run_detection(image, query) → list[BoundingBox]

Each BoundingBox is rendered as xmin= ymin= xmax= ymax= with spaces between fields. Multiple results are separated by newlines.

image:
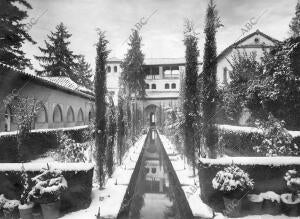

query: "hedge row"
xmin=0 ymin=126 xmax=89 ymax=162
xmin=217 ymin=125 xmax=300 ymax=156
xmin=198 ymin=157 xmax=300 ymax=211
xmin=0 ymin=163 xmax=94 ymax=213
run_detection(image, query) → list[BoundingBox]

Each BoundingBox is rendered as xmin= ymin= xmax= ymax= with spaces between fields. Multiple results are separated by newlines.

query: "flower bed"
xmin=0 ymin=163 xmax=94 ymax=213
xmin=0 ymin=126 xmax=89 ymax=162
xmin=217 ymin=124 xmax=300 ymax=156
xmin=198 ymin=157 xmax=300 ymax=212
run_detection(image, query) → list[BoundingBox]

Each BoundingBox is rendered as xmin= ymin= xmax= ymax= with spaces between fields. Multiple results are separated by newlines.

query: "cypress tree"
xmin=35 ymin=23 xmax=79 ymax=78
xmin=0 ymin=0 xmax=35 ymax=69
xmin=202 ymin=0 xmax=222 ymax=158
xmin=183 ymin=20 xmax=199 ymax=173
xmin=106 ymin=93 xmax=116 ymax=177
xmin=94 ymin=30 xmax=109 ymax=187
xmin=290 ymin=0 xmax=300 ymax=37
xmin=72 ymin=55 xmax=93 ymax=89
xmin=117 ymin=80 xmax=126 ymax=164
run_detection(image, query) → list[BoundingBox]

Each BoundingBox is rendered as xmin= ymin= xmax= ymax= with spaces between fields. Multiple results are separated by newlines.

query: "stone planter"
xmin=40 ymin=201 xmax=60 ymax=219
xmin=281 ymin=193 xmax=300 ymax=216
xmin=246 ymin=194 xmax=263 ymax=215
xmin=3 ymin=209 xmax=19 ymax=219
xmin=19 ymin=202 xmax=34 ymax=219
xmin=223 ymin=197 xmax=243 ymax=218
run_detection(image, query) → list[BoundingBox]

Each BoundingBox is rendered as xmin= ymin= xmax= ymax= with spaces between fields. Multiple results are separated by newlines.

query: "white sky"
xmin=22 ymin=0 xmax=298 ymax=73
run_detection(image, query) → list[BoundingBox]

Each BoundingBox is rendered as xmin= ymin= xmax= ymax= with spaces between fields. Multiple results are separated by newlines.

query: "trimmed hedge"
xmin=198 ymin=157 xmax=300 ymax=211
xmin=217 ymin=125 xmax=300 ymax=156
xmin=0 ymin=163 xmax=94 ymax=213
xmin=0 ymin=126 xmax=89 ymax=162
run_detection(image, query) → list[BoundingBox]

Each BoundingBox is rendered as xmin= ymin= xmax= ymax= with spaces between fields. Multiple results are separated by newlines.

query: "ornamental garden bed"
xmin=0 ymin=162 xmax=94 ymax=218
xmin=198 ymin=157 xmax=300 ymax=217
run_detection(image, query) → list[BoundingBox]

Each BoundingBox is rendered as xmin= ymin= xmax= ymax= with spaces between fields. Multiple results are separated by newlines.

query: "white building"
xmin=216 ymin=29 xmax=279 ymax=85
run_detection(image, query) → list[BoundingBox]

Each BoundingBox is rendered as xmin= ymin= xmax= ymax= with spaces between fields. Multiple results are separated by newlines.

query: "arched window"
xmin=67 ymin=106 xmax=75 ymax=123
xmin=88 ymin=111 xmax=92 ymax=122
xmin=114 ymin=66 xmax=118 ymax=72
xmin=146 ymin=83 xmax=150 ymax=89
xmin=4 ymin=106 xmax=12 ymax=132
xmin=165 ymin=83 xmax=170 ymax=89
xmin=223 ymin=67 xmax=228 ymax=84
xmin=77 ymin=108 xmax=84 ymax=122
xmin=53 ymin=105 xmax=63 ymax=123
xmin=151 ymin=84 xmax=156 ymax=89
xmin=107 ymin=66 xmax=111 ymax=73
xmin=171 ymin=83 xmax=176 ymax=89
xmin=36 ymin=105 xmax=47 ymax=123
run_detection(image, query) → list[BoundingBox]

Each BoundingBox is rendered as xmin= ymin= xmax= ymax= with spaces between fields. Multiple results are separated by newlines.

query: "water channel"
xmin=117 ymin=128 xmax=193 ymax=219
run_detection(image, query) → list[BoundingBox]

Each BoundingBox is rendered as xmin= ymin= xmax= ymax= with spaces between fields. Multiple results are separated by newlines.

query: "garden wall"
xmin=198 ymin=157 xmax=300 ymax=211
xmin=217 ymin=124 xmax=300 ymax=156
xmin=0 ymin=163 xmax=94 ymax=212
xmin=0 ymin=125 xmax=89 ymax=162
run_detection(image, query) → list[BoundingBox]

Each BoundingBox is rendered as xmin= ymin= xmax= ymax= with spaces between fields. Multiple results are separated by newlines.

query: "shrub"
xmin=19 ymin=166 xmax=33 ymax=205
xmin=58 ymin=134 xmax=88 ymax=162
xmin=212 ymin=165 xmax=254 ymax=198
xmin=253 ymin=114 xmax=299 ymax=156
xmin=29 ymin=165 xmax=68 ymax=204
xmin=284 ymin=169 xmax=300 ymax=201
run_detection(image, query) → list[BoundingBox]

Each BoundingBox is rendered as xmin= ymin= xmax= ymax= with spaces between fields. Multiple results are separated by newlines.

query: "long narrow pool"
xmin=117 ymin=128 xmax=193 ymax=219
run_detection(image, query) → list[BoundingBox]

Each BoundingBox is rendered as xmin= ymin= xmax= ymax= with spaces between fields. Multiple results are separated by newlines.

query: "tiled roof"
xmin=0 ymin=62 xmax=94 ymax=100
xmin=217 ymin=29 xmax=280 ymax=60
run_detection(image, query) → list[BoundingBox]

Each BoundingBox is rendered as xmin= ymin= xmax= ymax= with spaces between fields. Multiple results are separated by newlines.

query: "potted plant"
xmin=28 ymin=164 xmax=68 ymax=219
xmin=261 ymin=191 xmax=281 ymax=215
xmin=18 ymin=166 xmax=34 ymax=219
xmin=281 ymin=169 xmax=300 ymax=216
xmin=246 ymin=193 xmax=263 ymax=215
xmin=2 ymin=199 xmax=20 ymax=219
xmin=0 ymin=194 xmax=8 ymax=219
xmin=212 ymin=165 xmax=254 ymax=217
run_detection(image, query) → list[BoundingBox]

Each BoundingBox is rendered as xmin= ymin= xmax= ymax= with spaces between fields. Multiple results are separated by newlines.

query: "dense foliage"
xmin=221 ymin=51 xmax=262 ymax=124
xmin=246 ymin=37 xmax=300 ymax=129
xmin=183 ymin=20 xmax=200 ymax=170
xmin=253 ymin=114 xmax=299 ymax=157
xmin=94 ymin=30 xmax=109 ymax=187
xmin=3 ymin=93 xmax=43 ymax=161
xmin=72 ymin=55 xmax=93 ymax=90
xmin=0 ymin=0 xmax=35 ymax=69
xmin=201 ymin=0 xmax=222 ymax=158
xmin=290 ymin=1 xmax=300 ymax=37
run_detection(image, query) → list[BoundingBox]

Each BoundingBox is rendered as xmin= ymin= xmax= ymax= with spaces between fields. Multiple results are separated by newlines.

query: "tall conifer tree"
xmin=202 ymin=0 xmax=222 ymax=158
xmin=94 ymin=30 xmax=109 ymax=187
xmin=35 ymin=23 xmax=79 ymax=78
xmin=183 ymin=20 xmax=199 ymax=173
xmin=290 ymin=0 xmax=300 ymax=37
xmin=0 ymin=0 xmax=35 ymax=69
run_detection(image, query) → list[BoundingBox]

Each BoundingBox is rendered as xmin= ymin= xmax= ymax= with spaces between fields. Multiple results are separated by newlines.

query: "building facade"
xmin=216 ymin=29 xmax=279 ymax=85
xmin=0 ymin=63 xmax=95 ymax=132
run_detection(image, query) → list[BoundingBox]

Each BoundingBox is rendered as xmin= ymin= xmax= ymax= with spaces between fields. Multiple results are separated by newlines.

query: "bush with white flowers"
xmin=212 ymin=165 xmax=254 ymax=197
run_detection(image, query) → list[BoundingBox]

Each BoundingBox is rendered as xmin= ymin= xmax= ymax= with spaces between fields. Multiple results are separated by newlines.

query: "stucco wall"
xmin=0 ymin=70 xmax=95 ymax=132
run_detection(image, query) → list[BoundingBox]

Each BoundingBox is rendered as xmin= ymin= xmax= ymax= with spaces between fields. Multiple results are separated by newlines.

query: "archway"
xmin=4 ymin=106 xmax=12 ymax=132
xmin=144 ymin=104 xmax=159 ymax=127
xmin=150 ymin=112 xmax=156 ymax=126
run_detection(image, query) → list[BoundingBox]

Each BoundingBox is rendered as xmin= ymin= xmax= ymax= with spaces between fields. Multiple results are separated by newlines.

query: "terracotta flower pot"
xmin=262 ymin=199 xmax=281 ymax=215
xmin=223 ymin=197 xmax=243 ymax=218
xmin=281 ymin=193 xmax=300 ymax=217
xmin=3 ymin=209 xmax=19 ymax=219
xmin=19 ymin=203 xmax=34 ymax=219
xmin=246 ymin=194 xmax=263 ymax=215
xmin=40 ymin=201 xmax=60 ymax=219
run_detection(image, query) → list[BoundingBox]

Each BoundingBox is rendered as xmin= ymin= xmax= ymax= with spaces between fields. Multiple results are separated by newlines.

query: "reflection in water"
xmin=126 ymin=129 xmax=179 ymax=219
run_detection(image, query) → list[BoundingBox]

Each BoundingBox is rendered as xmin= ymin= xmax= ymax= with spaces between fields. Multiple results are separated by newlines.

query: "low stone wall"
xmin=198 ymin=157 xmax=300 ymax=211
xmin=0 ymin=126 xmax=89 ymax=162
xmin=0 ymin=163 xmax=94 ymax=212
